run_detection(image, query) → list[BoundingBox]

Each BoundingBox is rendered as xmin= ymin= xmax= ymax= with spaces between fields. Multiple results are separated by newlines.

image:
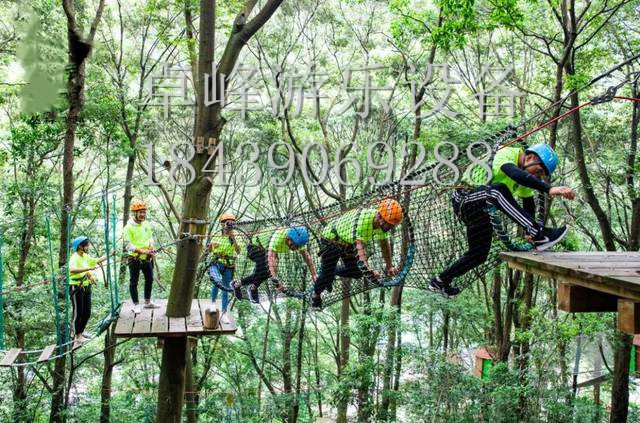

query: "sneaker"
xmin=248 ymin=286 xmax=259 ymax=303
xmin=143 ymin=301 xmax=160 ymax=309
xmin=326 ymin=283 xmax=333 ymax=293
xmin=133 ymin=304 xmax=142 ymax=314
xmin=80 ymin=333 xmax=92 ymax=340
xmin=311 ymin=295 xmax=322 ymax=310
xmin=533 ymin=226 xmax=568 ymax=251
xmin=428 ymin=277 xmax=461 ymax=298
xmin=73 ymin=337 xmax=85 ymax=349
xmin=232 ymin=282 xmax=244 ymax=300
xmin=220 ymin=313 xmax=230 ymax=325
xmin=442 ymin=285 xmax=461 ymax=298
xmin=428 ymin=277 xmax=446 ymax=294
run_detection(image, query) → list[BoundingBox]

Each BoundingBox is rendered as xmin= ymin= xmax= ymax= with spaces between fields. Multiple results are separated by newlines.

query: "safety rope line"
xmin=0 ymin=234 xmax=4 ymax=350
xmin=46 ymin=216 xmax=63 ymax=352
xmin=64 ymin=210 xmax=71 ymax=348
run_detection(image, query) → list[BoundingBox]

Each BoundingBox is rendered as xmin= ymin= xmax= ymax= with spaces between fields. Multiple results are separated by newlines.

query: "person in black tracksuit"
xmin=430 ymin=144 xmax=576 ymax=297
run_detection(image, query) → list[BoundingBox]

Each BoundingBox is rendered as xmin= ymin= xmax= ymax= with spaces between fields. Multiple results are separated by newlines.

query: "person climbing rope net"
xmin=429 ymin=143 xmax=576 ymax=298
xmin=311 ymin=198 xmax=404 ymax=309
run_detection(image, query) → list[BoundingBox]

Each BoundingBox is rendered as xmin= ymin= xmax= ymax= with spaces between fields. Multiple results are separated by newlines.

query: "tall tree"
xmin=155 ymin=1 xmax=284 ymax=421
xmin=50 ymin=1 xmax=105 ymax=422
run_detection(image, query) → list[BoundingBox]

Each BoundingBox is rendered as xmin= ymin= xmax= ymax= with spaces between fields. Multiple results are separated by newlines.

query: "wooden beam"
xmin=618 ymin=300 xmax=640 ymax=334
xmin=557 ymin=283 xmax=618 ymax=313
xmin=504 ymin=260 xmax=640 ymax=301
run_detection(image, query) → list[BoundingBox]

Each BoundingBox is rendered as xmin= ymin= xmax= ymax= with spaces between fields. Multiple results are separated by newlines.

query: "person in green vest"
xmin=69 ymin=236 xmax=109 ymax=347
xmin=207 ymin=212 xmax=241 ymax=324
xmin=311 ymin=199 xmax=404 ymax=309
xmin=123 ymin=199 xmax=159 ymax=314
xmin=232 ymin=226 xmax=317 ymax=303
xmin=429 ymin=144 xmax=576 ymax=298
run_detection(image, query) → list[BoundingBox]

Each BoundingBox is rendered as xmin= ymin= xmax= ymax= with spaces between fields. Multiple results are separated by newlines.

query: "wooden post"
xmin=203 ymin=308 xmax=219 ymax=330
xmin=618 ymin=300 xmax=640 ymax=334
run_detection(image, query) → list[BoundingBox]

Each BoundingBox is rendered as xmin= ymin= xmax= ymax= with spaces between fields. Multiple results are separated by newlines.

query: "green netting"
xmin=205 ymin=126 xmax=539 ymax=308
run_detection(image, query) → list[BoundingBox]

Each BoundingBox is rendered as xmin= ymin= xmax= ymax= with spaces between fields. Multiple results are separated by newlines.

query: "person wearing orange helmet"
xmin=123 ymin=198 xmax=159 ymax=314
xmin=311 ymin=198 xmax=404 ymax=309
xmin=207 ymin=212 xmax=241 ymax=324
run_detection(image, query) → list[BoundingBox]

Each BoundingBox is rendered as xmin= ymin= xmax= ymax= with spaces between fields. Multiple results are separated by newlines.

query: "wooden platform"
xmin=114 ymin=299 xmax=237 ymax=338
xmin=501 ymin=252 xmax=640 ymax=334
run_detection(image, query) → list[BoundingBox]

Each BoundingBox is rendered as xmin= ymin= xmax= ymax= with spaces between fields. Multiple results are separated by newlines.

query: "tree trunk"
xmin=336 ymin=280 xmax=350 ymax=423
xmin=155 ymin=1 xmax=283 ymax=420
xmin=610 ymin=331 xmax=632 ymax=423
xmin=51 ymin=2 xmax=104 ymax=420
xmin=100 ymin=327 xmax=118 ymax=423
xmin=379 ymin=286 xmax=402 ymax=421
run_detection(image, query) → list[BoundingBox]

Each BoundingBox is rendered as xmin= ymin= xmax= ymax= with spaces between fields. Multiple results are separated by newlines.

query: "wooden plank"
xmin=131 ymin=306 xmax=153 ymax=334
xmin=186 ymin=299 xmax=204 ymax=333
xmin=150 ymin=307 xmax=168 ymax=334
xmin=557 ymin=283 xmax=618 ymax=313
xmin=114 ymin=301 xmax=136 ymax=336
xmin=169 ymin=316 xmax=186 ymax=333
xmin=505 ymin=252 xmax=640 ymax=260
xmin=37 ymin=345 xmax=57 ymax=363
xmin=618 ymin=300 xmax=640 ymax=334
xmin=0 ymin=348 xmax=22 ymax=367
xmin=502 ymin=256 xmax=640 ymax=302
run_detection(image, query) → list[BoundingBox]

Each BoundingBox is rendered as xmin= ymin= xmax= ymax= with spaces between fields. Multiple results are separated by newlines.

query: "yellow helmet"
xmin=130 ymin=199 xmax=147 ymax=212
xmin=219 ymin=212 xmax=237 ymax=222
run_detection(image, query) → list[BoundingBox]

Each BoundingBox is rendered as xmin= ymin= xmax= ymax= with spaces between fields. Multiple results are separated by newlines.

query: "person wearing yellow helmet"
xmin=311 ymin=199 xmax=404 ymax=309
xmin=123 ymin=198 xmax=159 ymax=314
xmin=68 ymin=236 xmax=109 ymax=347
xmin=207 ymin=213 xmax=241 ymax=324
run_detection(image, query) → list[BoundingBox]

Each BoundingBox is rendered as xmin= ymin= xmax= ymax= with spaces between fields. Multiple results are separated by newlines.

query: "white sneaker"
xmin=80 ymin=333 xmax=92 ymax=340
xmin=133 ymin=304 xmax=142 ymax=314
xmin=143 ymin=301 xmax=160 ymax=309
xmin=220 ymin=313 xmax=230 ymax=325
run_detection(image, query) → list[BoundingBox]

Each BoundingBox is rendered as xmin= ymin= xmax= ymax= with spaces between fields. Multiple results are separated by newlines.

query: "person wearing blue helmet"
xmin=68 ymin=236 xmax=109 ymax=347
xmin=429 ymin=143 xmax=576 ymax=298
xmin=232 ymin=225 xmax=317 ymax=303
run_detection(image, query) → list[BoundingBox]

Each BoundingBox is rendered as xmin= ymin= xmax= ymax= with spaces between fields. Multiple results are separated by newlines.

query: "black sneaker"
xmin=326 ymin=283 xmax=333 ymax=293
xmin=311 ymin=295 xmax=322 ymax=310
xmin=533 ymin=226 xmax=568 ymax=251
xmin=428 ymin=277 xmax=446 ymax=294
xmin=248 ymin=286 xmax=260 ymax=303
xmin=442 ymin=285 xmax=461 ymax=298
xmin=428 ymin=277 xmax=461 ymax=298
xmin=232 ymin=282 xmax=244 ymax=300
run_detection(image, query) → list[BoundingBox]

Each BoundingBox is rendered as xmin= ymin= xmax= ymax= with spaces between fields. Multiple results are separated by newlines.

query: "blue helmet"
xmin=71 ymin=236 xmax=90 ymax=251
xmin=287 ymin=226 xmax=309 ymax=247
xmin=525 ymin=144 xmax=558 ymax=176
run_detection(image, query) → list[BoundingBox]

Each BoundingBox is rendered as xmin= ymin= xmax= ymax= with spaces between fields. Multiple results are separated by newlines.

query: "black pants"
xmin=439 ymin=183 xmax=541 ymax=283
xmin=128 ymin=259 xmax=154 ymax=304
xmin=313 ymin=240 xmax=363 ymax=295
xmin=71 ymin=285 xmax=91 ymax=335
xmin=240 ymin=247 xmax=270 ymax=288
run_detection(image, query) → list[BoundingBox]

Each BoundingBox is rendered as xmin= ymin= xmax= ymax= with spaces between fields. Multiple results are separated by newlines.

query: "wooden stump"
xmin=203 ymin=308 xmax=219 ymax=330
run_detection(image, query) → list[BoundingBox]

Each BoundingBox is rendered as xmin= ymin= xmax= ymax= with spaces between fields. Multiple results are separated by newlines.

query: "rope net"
xmin=209 ymin=126 xmax=536 ymax=308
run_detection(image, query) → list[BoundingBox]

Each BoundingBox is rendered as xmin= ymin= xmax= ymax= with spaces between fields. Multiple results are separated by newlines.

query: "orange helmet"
xmin=219 ymin=212 xmax=237 ymax=222
xmin=378 ymin=199 xmax=403 ymax=225
xmin=130 ymin=199 xmax=147 ymax=212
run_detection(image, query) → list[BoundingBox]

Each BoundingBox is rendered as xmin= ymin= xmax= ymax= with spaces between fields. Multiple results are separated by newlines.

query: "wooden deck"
xmin=114 ymin=299 xmax=237 ymax=338
xmin=500 ymin=252 xmax=640 ymax=334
